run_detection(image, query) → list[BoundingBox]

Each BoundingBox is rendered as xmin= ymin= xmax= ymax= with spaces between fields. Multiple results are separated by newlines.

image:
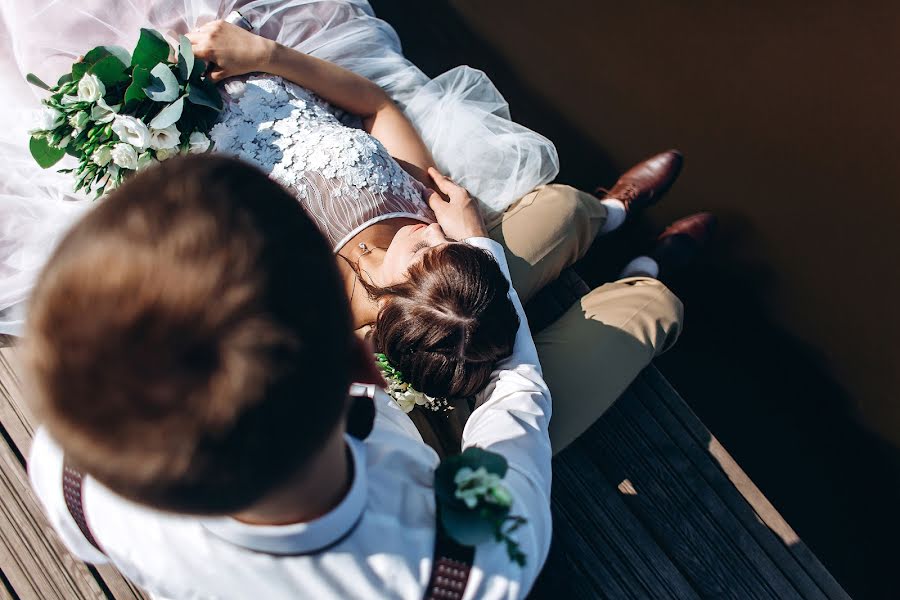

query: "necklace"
xmin=341 ymin=242 xmax=377 ymax=305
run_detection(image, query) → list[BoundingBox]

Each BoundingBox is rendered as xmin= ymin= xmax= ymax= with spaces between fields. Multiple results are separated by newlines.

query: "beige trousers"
xmin=489 ymin=185 xmax=684 ymax=453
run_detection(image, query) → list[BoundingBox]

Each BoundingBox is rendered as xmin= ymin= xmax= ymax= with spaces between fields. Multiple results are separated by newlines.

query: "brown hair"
xmin=25 ymin=155 xmax=353 ymax=514
xmin=369 ymin=243 xmax=519 ymax=399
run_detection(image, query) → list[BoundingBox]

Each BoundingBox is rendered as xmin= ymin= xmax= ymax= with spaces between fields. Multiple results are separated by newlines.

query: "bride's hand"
xmin=426 ymin=167 xmax=488 ymax=240
xmin=185 ymin=21 xmax=277 ymax=82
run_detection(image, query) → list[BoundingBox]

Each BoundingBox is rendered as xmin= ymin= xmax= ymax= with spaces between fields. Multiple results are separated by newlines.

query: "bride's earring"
xmin=358 ymin=242 xmax=374 ymax=258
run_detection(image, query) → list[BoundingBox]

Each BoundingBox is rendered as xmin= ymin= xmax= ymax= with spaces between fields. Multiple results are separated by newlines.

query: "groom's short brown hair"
xmin=25 ymin=155 xmax=353 ymax=514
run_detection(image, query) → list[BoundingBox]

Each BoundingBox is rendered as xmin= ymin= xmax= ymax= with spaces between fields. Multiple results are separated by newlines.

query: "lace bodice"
xmin=210 ymin=75 xmax=435 ymax=250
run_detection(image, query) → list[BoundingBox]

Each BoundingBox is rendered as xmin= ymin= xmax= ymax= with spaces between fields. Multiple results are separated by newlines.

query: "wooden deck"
xmin=0 ymin=336 xmax=847 ymax=599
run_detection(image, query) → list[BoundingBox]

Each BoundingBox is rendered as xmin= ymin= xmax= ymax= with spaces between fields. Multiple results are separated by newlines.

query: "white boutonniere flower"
xmin=77 ymin=73 xmax=105 ymax=103
xmin=436 ymin=447 xmax=527 ymax=566
xmin=112 ymin=115 xmax=151 ymax=150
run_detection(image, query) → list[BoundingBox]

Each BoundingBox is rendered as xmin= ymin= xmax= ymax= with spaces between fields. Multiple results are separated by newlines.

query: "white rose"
xmin=77 ymin=74 xmax=105 ymax=103
xmin=110 ymin=143 xmax=138 ymax=170
xmin=111 ymin=115 xmax=151 ymax=150
xmin=90 ymin=99 xmax=118 ymax=124
xmin=187 ymin=131 xmax=211 ymax=154
xmin=149 ymin=124 xmax=181 ymax=150
xmin=155 ymin=146 xmax=178 ymax=161
xmin=32 ymin=107 xmax=64 ymax=133
xmin=92 ymin=145 xmax=112 ymax=167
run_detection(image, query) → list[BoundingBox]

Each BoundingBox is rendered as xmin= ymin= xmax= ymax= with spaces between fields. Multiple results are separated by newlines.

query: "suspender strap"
xmin=424 ymin=512 xmax=475 ymax=600
xmin=62 ymin=459 xmax=104 ymax=554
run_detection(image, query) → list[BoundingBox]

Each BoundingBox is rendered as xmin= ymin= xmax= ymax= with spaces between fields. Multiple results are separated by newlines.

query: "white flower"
xmin=187 ymin=131 xmax=211 ymax=154
xmin=68 ymin=111 xmax=89 ymax=132
xmin=31 ymin=107 xmax=64 ymax=133
xmin=61 ymin=95 xmax=81 ymax=106
xmin=149 ymin=124 xmax=181 ymax=150
xmin=155 ymin=146 xmax=178 ymax=161
xmin=111 ymin=115 xmax=151 ymax=150
xmin=77 ymin=74 xmax=105 ymax=103
xmin=92 ymin=145 xmax=112 ymax=167
xmin=137 ymin=151 xmax=158 ymax=171
xmin=110 ymin=143 xmax=138 ymax=170
xmin=90 ymin=99 xmax=118 ymax=124
xmin=453 ymin=467 xmax=507 ymax=509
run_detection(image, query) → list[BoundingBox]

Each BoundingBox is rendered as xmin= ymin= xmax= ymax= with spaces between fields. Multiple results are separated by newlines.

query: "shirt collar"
xmin=201 ymin=435 xmax=367 ymax=555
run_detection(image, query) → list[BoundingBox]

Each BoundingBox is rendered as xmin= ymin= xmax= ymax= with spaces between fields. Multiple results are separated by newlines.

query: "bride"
xmin=0 ymin=0 xmax=559 ymax=336
xmin=187 ymin=19 xmax=521 ymax=399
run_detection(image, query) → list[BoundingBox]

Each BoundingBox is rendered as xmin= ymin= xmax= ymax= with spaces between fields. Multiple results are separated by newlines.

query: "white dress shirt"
xmin=29 ymin=237 xmax=553 ymax=599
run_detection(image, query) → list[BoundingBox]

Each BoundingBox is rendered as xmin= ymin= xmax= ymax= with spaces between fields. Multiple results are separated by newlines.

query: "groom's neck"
xmin=232 ymin=426 xmax=352 ymax=526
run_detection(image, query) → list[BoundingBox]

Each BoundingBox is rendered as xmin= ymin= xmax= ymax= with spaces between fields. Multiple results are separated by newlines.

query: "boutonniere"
xmin=434 ymin=447 xmax=527 ymax=566
xmin=374 ymin=353 xmax=451 ymax=413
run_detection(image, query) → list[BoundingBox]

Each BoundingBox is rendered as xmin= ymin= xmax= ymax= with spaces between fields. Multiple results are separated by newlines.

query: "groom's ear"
xmin=349 ymin=335 xmax=386 ymax=387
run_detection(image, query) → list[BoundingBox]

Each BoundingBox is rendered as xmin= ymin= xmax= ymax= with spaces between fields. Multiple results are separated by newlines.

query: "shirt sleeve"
xmin=461 ymin=236 xmax=553 ymax=581
xmin=28 ymin=427 xmax=109 ymax=564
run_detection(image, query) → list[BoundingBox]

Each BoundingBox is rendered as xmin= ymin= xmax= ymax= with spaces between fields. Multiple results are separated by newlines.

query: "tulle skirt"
xmin=0 ymin=0 xmax=559 ymax=334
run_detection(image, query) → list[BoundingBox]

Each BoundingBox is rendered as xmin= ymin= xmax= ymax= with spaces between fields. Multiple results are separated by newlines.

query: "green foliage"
xmin=148 ymin=96 xmax=184 ymax=129
xmin=145 ymin=63 xmax=180 ymax=102
xmin=186 ymin=79 xmax=223 ymax=111
xmin=131 ymin=28 xmax=170 ymax=69
xmin=124 ymin=66 xmax=151 ymax=104
xmin=29 ymin=136 xmax=66 ymax=168
xmin=89 ymin=55 xmax=129 ymax=87
xmin=83 ymin=45 xmax=131 ymax=68
xmin=25 ymin=73 xmax=51 ymax=90
xmin=177 ymin=36 xmax=195 ymax=80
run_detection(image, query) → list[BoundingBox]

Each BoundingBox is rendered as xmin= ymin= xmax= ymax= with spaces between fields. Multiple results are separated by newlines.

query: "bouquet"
xmin=26 ymin=29 xmax=223 ymax=197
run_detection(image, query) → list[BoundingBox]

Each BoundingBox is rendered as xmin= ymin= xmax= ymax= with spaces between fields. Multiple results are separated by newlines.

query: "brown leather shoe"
xmin=652 ymin=212 xmax=717 ymax=276
xmin=596 ymin=150 xmax=683 ymax=214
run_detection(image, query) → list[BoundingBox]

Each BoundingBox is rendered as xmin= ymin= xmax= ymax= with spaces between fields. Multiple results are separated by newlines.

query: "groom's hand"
xmin=426 ymin=167 xmax=488 ymax=240
xmin=186 ymin=21 xmax=277 ymax=82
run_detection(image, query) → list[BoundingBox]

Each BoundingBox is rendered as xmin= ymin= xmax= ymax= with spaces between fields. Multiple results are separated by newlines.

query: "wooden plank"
xmin=549 ymin=452 xmax=700 ymax=599
xmin=0 ymin=344 xmax=148 ymax=600
xmin=586 ymin=391 xmax=782 ymax=598
xmin=613 ymin=384 xmax=807 ymax=598
xmin=641 ymin=368 xmax=849 ymax=599
xmin=0 ymin=422 xmax=107 ymax=600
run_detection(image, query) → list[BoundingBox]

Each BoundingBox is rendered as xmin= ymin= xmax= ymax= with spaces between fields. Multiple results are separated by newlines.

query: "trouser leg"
xmin=534 ymin=277 xmax=684 ymax=453
xmin=489 ymin=184 xmax=606 ymax=304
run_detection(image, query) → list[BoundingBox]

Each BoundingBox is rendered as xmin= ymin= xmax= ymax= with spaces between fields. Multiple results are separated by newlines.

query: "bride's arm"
xmin=187 ymin=21 xmax=437 ymax=188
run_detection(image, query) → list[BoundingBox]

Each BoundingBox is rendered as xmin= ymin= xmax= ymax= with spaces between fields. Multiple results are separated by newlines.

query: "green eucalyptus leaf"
xmin=26 ymin=73 xmax=51 ymax=90
xmin=177 ymin=36 xmax=194 ymax=80
xmin=186 ymin=81 xmax=223 ymax=111
xmin=190 ymin=58 xmax=207 ymax=83
xmin=29 ymin=136 xmax=66 ymax=168
xmin=144 ymin=63 xmax=180 ymax=102
xmin=148 ymin=96 xmax=185 ymax=129
xmin=89 ymin=55 xmax=129 ymax=87
xmin=57 ymin=73 xmax=73 ymax=86
xmin=440 ymin=507 xmax=497 ymax=547
xmin=83 ymin=45 xmax=131 ymax=68
xmin=124 ymin=66 xmax=151 ymax=104
xmin=72 ymin=61 xmax=90 ymax=82
xmin=131 ymin=28 xmax=170 ymax=69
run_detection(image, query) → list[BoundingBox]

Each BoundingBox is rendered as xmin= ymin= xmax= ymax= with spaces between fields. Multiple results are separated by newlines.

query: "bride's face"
xmin=379 ymin=222 xmax=454 ymax=285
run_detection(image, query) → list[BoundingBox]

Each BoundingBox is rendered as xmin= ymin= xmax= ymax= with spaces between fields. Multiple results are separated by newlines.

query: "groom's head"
xmin=25 ymin=155 xmax=358 ymax=514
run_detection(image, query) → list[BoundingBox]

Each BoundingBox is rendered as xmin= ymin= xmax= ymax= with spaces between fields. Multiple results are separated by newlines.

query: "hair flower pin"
xmin=434 ymin=447 xmax=528 ymax=566
xmin=374 ymin=353 xmax=451 ymax=413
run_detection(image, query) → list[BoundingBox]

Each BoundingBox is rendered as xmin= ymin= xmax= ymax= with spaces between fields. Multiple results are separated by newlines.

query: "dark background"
xmin=371 ymin=1 xmax=900 ymax=597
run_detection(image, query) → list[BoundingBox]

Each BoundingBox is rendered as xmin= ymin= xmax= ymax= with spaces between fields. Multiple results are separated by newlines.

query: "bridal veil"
xmin=0 ymin=0 xmax=559 ymax=333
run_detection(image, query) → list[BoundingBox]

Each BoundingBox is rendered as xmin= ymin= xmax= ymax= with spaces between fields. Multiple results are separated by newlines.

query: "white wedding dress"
xmin=0 ymin=0 xmax=559 ymax=334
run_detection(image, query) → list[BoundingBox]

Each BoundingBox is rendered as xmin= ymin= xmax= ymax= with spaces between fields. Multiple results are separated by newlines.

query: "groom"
xmin=26 ymin=154 xmax=555 ymax=599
